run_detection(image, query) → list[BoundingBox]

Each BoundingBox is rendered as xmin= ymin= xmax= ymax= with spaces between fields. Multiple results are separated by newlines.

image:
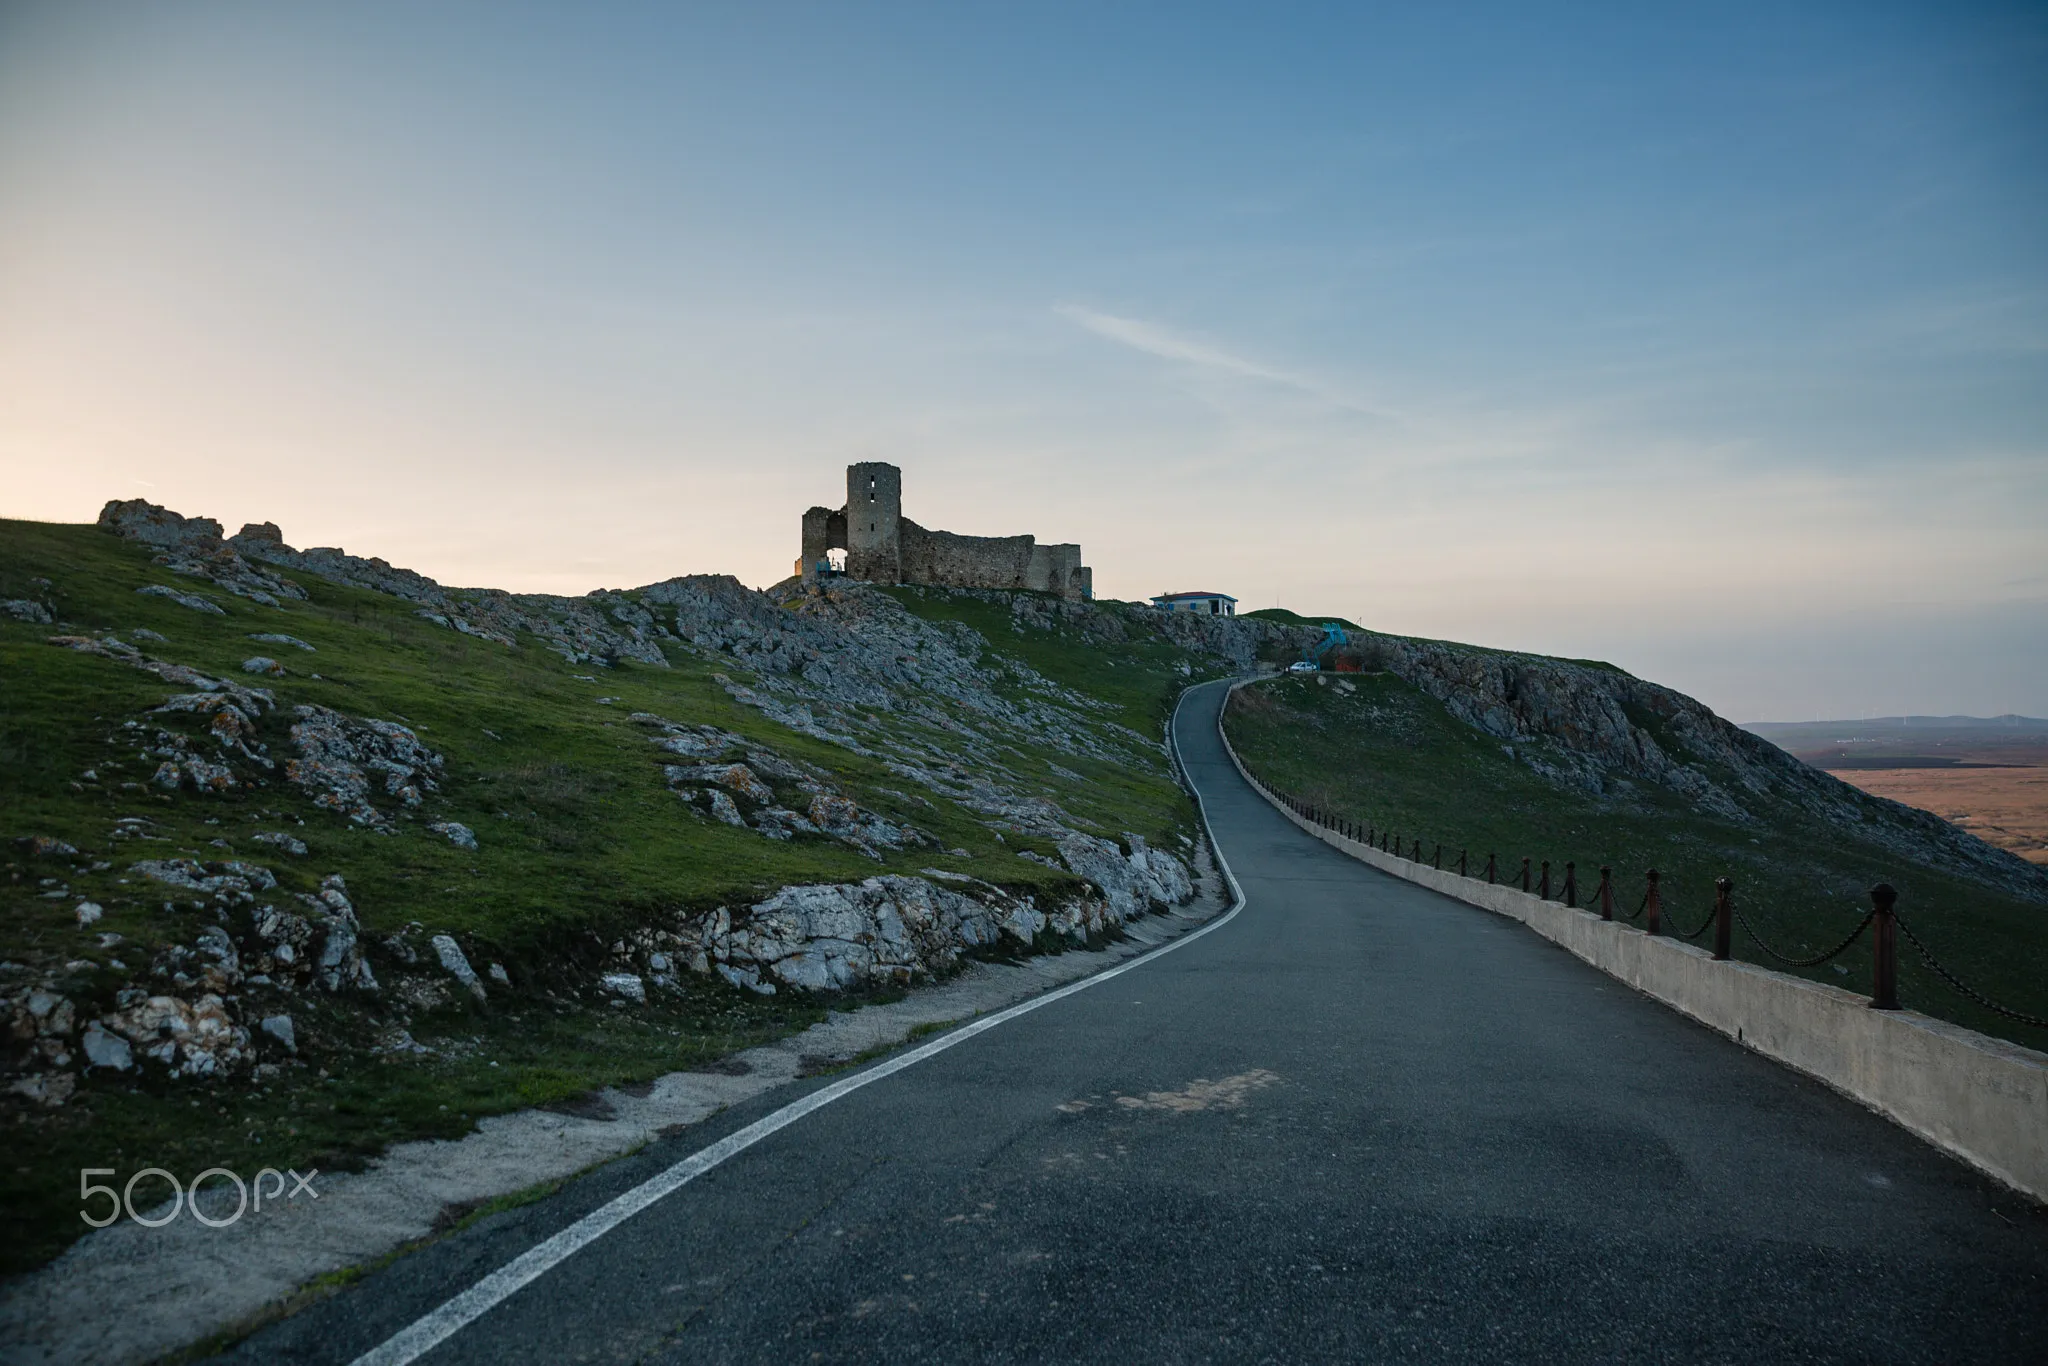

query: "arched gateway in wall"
xmin=798 ymin=462 xmax=1093 ymax=602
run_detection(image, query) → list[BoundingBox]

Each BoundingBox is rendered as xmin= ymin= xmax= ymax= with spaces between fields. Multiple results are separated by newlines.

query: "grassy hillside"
xmin=1224 ymin=672 xmax=2048 ymax=1052
xmin=0 ymin=516 xmax=1218 ymax=1274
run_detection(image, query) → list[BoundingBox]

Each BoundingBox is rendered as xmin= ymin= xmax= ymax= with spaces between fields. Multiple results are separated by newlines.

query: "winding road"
xmin=238 ymin=679 xmax=2047 ymax=1364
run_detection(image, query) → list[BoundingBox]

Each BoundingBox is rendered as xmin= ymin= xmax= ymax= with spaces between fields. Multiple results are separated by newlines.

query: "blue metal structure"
xmin=1303 ymin=622 xmax=1348 ymax=667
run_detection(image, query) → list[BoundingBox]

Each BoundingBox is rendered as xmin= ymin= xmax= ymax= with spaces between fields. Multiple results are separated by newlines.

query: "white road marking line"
xmin=351 ymin=682 xmax=1247 ymax=1366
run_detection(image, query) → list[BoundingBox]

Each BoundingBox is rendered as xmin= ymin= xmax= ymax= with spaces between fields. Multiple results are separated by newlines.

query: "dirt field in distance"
xmin=1829 ymin=764 xmax=2048 ymax=865
xmin=1743 ymin=718 xmax=2048 ymax=867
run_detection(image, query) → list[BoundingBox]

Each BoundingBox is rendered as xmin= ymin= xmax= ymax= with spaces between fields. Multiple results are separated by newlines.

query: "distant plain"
xmin=1746 ymin=717 xmax=2048 ymax=866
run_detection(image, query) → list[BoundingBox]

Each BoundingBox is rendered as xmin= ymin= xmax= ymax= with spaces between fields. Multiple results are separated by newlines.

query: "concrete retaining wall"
xmin=1217 ymin=681 xmax=2048 ymax=1202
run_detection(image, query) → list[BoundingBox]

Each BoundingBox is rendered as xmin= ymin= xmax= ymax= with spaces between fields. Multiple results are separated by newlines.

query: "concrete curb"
xmin=1216 ymin=677 xmax=2048 ymax=1203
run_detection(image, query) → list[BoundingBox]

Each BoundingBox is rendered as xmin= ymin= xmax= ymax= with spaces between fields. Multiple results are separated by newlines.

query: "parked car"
xmin=1287 ymin=660 xmax=1319 ymax=674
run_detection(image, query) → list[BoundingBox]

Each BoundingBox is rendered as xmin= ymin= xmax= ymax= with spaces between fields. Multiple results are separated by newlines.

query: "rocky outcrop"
xmin=606 ymin=849 xmax=1194 ymax=997
xmin=1324 ymin=636 xmax=2044 ymax=900
xmin=286 ymin=706 xmax=444 ymax=825
xmin=100 ymin=498 xmax=308 ymax=607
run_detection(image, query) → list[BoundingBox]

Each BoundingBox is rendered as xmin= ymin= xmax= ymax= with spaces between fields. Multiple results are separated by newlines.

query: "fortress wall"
xmin=900 ymin=520 xmax=1036 ymax=590
xmin=1028 ymin=543 xmax=1084 ymax=598
xmin=799 ymin=507 xmax=837 ymax=578
xmin=798 ymin=462 xmax=1092 ymax=598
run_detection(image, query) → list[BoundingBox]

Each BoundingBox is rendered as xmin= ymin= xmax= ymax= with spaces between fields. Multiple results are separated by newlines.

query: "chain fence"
xmin=1895 ymin=914 xmax=2048 ymax=1030
xmin=1731 ymin=905 xmax=1875 ymax=969
xmin=1265 ymin=769 xmax=2043 ymax=1037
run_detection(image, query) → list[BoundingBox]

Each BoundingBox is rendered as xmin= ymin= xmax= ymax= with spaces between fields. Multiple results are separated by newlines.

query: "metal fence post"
xmin=1539 ymin=859 xmax=1551 ymax=899
xmin=1870 ymin=883 xmax=1899 ymax=1010
xmin=1712 ymin=878 xmax=1733 ymax=960
xmin=1646 ymin=868 xmax=1662 ymax=936
xmin=1486 ymin=853 xmax=1496 ymax=884
xmin=1412 ymin=838 xmax=1421 ymax=862
xmin=1459 ymin=849 xmax=1468 ymax=877
xmin=1520 ymin=857 xmax=1531 ymax=893
xmin=1433 ymin=843 xmax=1442 ymax=870
xmin=1598 ymin=865 xmax=1613 ymax=920
xmin=1564 ymin=861 xmax=1577 ymax=908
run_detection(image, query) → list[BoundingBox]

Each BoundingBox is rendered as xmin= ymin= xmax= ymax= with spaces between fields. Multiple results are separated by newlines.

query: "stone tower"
xmin=797 ymin=460 xmax=1091 ymax=599
xmin=843 ymin=461 xmax=902 ymax=583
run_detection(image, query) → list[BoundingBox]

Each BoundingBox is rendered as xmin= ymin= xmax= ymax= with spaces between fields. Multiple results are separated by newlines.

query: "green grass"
xmin=1242 ymin=607 xmax=1364 ymax=631
xmin=879 ymin=586 xmax=1224 ymax=843
xmin=1223 ymin=672 xmax=2048 ymax=1052
xmin=1242 ymin=608 xmax=1632 ymax=676
xmin=0 ymin=518 xmax=1215 ymax=1275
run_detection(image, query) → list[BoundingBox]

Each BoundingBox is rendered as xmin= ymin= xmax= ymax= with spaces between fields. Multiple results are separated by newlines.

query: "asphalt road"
xmin=239 ymin=679 xmax=2047 ymax=1364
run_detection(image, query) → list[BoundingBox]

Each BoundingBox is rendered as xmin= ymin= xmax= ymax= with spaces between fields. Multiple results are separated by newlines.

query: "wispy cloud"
xmin=1055 ymin=304 xmax=1397 ymax=420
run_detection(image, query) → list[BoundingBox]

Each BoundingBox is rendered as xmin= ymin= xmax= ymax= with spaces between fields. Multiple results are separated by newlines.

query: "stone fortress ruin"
xmin=799 ymin=462 xmax=1093 ymax=601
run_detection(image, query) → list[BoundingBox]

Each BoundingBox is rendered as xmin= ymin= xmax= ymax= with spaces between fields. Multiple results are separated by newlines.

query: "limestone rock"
xmin=705 ymin=789 xmax=745 ymax=826
xmin=80 ymin=1020 xmax=133 ymax=1071
xmin=428 ymin=821 xmax=478 ymax=850
xmin=750 ymin=807 xmax=818 ymax=841
xmin=259 ymin=1014 xmax=297 ymax=1053
xmin=600 ymin=972 xmax=646 ymax=1004
xmin=99 ymin=499 xmax=225 ymax=551
xmin=286 ymin=705 xmax=444 ymax=825
xmin=101 ymin=993 xmax=252 ymax=1078
xmin=131 ymin=857 xmax=277 ymax=902
xmin=137 ymin=584 xmax=226 ymax=615
xmin=194 ymin=924 xmax=242 ymax=992
xmin=241 ymin=656 xmax=284 ymax=676
xmin=7 ymin=1073 xmax=77 ymax=1107
xmin=101 ymin=499 xmax=307 ymax=604
xmin=1057 ymin=835 xmax=1150 ymax=920
xmin=306 ymin=876 xmax=377 ymax=993
xmin=3 ymin=599 xmax=52 ymax=624
xmin=430 ymin=934 xmax=486 ymax=1003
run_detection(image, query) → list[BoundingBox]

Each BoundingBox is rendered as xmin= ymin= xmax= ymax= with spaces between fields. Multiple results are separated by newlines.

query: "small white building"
xmin=1151 ymin=591 xmax=1238 ymax=617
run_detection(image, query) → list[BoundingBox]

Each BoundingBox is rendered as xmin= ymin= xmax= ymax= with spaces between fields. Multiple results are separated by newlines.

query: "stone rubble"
xmin=286 ymin=705 xmax=444 ymax=826
xmin=630 ymin=711 xmax=935 ymax=857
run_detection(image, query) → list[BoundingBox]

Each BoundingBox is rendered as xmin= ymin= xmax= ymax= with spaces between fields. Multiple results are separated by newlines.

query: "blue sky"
xmin=2 ymin=2 xmax=2044 ymax=720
